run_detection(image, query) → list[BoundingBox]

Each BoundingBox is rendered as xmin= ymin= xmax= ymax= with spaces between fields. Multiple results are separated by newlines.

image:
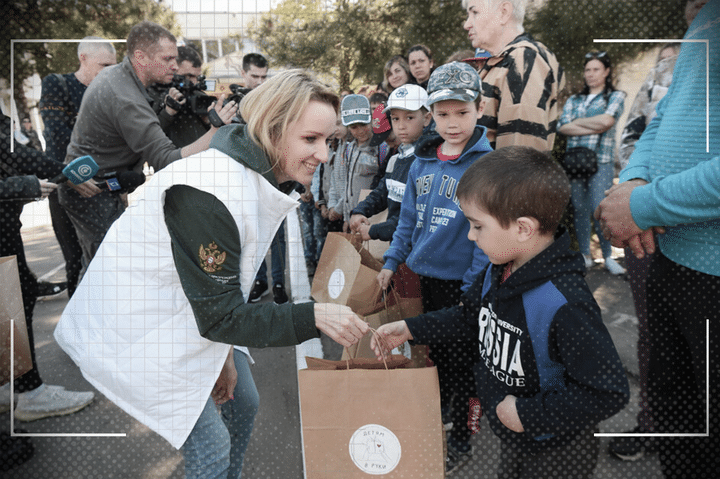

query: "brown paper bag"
xmin=312 ymin=232 xmax=384 ymax=314
xmin=299 ymin=355 xmax=445 ymax=478
xmin=0 ymin=256 xmax=33 ymax=386
xmin=342 ymin=292 xmax=427 ymax=368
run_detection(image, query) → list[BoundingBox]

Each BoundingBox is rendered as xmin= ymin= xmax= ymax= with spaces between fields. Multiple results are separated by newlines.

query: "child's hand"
xmin=377 ymin=269 xmax=393 ymax=290
xmin=496 ymin=395 xmax=524 ymax=433
xmin=328 ymin=208 xmax=342 ymax=222
xmin=349 ymin=214 xmax=370 ymax=233
xmin=358 ymin=223 xmax=371 ymax=241
xmin=371 ymin=321 xmax=412 ymax=360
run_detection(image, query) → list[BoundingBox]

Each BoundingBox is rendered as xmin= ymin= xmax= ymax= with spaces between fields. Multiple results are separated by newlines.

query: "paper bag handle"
xmin=344 ymin=327 xmax=389 ymax=370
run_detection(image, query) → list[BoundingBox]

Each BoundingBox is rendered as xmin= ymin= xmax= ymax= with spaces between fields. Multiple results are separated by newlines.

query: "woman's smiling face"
xmin=275 ymin=100 xmax=337 ymax=185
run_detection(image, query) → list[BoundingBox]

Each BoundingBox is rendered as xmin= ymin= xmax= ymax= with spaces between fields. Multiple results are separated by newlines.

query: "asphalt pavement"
xmin=1 ymin=199 xmax=663 ymax=478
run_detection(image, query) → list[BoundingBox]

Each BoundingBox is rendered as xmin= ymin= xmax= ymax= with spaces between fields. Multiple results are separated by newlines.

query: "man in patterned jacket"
xmin=462 ymin=0 xmax=565 ymax=151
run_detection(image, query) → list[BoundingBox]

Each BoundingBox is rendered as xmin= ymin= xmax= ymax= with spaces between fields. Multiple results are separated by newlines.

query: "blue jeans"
xmin=570 ymin=161 xmax=614 ymax=258
xmin=255 ymin=221 xmax=286 ymax=286
xmin=298 ymin=201 xmax=327 ymax=264
xmin=181 ymin=351 xmax=259 ymax=479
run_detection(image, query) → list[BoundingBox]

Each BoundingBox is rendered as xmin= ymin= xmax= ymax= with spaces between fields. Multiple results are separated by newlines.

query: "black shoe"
xmin=36 ymin=281 xmax=67 ymax=298
xmin=609 ymin=426 xmax=658 ymax=461
xmin=446 ymin=442 xmax=473 ymax=476
xmin=273 ymin=284 xmax=288 ymax=304
xmin=247 ymin=281 xmax=268 ymax=303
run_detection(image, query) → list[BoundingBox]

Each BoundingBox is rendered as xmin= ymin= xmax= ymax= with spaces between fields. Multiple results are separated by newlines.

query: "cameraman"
xmin=58 ymin=21 xmax=238 ymax=270
xmin=149 ymin=46 xmax=227 ymax=148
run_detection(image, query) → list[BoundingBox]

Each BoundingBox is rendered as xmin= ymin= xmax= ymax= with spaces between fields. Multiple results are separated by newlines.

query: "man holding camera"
xmin=149 ymin=46 xmax=225 ymax=148
xmin=58 ymin=21 xmax=238 ymax=270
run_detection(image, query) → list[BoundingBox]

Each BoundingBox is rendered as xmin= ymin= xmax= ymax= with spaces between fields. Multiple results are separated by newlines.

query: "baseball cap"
xmin=461 ymin=48 xmax=492 ymax=64
xmin=340 ymin=94 xmax=372 ymax=126
xmin=369 ymin=104 xmax=392 ymax=147
xmin=426 ymin=61 xmax=482 ymax=108
xmin=382 ymin=84 xmax=428 ymax=114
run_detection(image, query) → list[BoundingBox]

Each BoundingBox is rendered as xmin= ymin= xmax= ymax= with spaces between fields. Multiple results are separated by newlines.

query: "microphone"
xmin=51 ymin=155 xmax=99 ymax=184
xmin=98 ymin=171 xmax=146 ymax=193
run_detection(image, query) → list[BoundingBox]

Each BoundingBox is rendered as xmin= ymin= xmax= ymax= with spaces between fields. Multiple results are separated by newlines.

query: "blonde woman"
xmin=55 ymin=69 xmax=369 ymax=479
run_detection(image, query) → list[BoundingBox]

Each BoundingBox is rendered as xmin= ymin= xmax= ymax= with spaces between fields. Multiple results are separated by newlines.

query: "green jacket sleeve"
xmin=163 ymin=184 xmax=319 ymax=347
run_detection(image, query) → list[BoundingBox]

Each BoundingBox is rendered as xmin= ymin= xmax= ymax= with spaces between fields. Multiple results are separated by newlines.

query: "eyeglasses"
xmin=585 ymin=51 xmax=608 ymax=59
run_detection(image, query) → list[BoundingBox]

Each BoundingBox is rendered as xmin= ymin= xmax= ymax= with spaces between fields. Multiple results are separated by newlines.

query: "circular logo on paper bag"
xmin=349 ymin=424 xmax=401 ymax=475
xmin=328 ymin=268 xmax=345 ymax=299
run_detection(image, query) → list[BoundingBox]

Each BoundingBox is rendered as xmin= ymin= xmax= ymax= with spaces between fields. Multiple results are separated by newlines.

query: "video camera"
xmin=169 ymin=74 xmax=215 ymax=116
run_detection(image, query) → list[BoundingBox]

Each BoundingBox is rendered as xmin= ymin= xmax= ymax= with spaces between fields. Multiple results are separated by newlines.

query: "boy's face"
xmin=461 ymin=198 xmax=518 ymax=266
xmin=388 ymin=108 xmax=431 ymax=145
xmin=348 ymin=123 xmax=372 ymax=144
xmin=431 ymin=100 xmax=480 ymax=155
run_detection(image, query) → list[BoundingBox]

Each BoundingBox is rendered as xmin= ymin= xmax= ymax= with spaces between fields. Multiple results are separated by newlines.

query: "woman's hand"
xmin=212 ymin=349 xmax=237 ymax=405
xmin=314 ymin=303 xmax=369 ymax=347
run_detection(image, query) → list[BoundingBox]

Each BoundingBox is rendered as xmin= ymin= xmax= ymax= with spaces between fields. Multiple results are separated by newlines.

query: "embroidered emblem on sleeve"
xmin=199 ymin=242 xmax=227 ymax=273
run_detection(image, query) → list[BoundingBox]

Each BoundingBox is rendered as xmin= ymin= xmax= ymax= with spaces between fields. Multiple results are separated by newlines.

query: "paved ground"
xmin=2 ymin=199 xmax=663 ymax=478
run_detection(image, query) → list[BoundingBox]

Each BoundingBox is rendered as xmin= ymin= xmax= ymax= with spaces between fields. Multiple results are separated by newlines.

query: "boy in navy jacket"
xmin=373 ymin=146 xmax=629 ymax=478
xmin=349 ymin=84 xmax=432 ymax=241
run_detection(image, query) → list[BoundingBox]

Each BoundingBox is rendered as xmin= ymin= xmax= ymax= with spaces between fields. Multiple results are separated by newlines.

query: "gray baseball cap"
xmin=426 ymin=61 xmax=481 ymax=107
xmin=340 ymin=94 xmax=372 ymax=126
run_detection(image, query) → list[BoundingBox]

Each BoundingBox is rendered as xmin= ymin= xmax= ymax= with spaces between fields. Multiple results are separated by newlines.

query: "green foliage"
xmin=526 ymin=0 xmax=687 ymax=95
xmin=2 ymin=0 xmax=180 ymax=115
xmin=249 ymin=0 xmax=469 ymax=91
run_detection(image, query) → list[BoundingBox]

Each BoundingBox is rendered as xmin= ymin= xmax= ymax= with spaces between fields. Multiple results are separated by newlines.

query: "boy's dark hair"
xmin=177 ymin=45 xmax=202 ymax=68
xmin=457 ymin=146 xmax=570 ymax=235
xmin=127 ymin=21 xmax=176 ymax=57
xmin=243 ymin=53 xmax=268 ymax=72
xmin=369 ymin=91 xmax=388 ymax=105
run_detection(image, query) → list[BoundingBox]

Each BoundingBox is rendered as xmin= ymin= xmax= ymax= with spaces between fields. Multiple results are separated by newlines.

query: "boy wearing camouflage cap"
xmin=377 ymin=62 xmax=492 ymax=475
xmin=327 ymin=94 xmax=384 ymax=228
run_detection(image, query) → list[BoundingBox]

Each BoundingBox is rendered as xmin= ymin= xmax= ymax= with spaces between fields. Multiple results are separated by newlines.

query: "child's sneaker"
xmin=14 ymin=384 xmax=94 ymax=422
xmin=446 ymin=441 xmax=473 ymax=476
xmin=604 ymin=257 xmax=626 ymax=276
xmin=583 ymin=254 xmax=595 ymax=269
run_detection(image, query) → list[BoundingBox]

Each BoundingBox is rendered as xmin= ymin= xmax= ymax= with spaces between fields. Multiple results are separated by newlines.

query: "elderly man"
xmin=462 ymin=0 xmax=564 ymax=151
xmin=39 ymin=36 xmax=117 ymax=298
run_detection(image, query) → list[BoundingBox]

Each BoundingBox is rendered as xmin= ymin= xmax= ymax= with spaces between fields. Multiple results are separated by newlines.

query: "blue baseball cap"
xmin=340 ymin=94 xmax=372 ymax=126
xmin=426 ymin=61 xmax=482 ymax=107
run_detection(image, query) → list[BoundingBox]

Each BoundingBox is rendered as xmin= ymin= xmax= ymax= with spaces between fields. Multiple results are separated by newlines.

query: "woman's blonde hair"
xmin=240 ymin=69 xmax=340 ymax=165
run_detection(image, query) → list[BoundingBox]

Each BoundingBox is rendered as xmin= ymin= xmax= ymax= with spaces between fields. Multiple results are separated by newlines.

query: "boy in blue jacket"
xmin=376 ymin=62 xmax=491 ymax=474
xmin=349 ymin=84 xmax=433 ymax=241
xmin=373 ymin=146 xmax=630 ymax=478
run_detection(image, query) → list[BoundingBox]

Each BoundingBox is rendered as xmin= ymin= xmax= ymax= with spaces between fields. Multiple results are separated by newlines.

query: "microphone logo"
xmin=78 ymin=164 xmax=93 ymax=177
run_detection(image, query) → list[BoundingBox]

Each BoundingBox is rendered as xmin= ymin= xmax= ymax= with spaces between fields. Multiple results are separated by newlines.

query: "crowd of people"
xmin=1 ymin=0 xmax=716 ymax=477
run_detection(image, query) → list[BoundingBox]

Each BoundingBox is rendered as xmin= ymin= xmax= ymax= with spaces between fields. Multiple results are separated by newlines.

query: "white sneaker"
xmin=14 ymin=384 xmax=94 ymax=422
xmin=584 ymin=255 xmax=595 ymax=269
xmin=604 ymin=257 xmax=626 ymax=276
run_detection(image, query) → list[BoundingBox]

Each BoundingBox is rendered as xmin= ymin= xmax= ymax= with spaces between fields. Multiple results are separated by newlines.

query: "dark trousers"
xmin=624 ymin=248 xmax=654 ymax=432
xmin=419 ymin=275 xmax=476 ymax=445
xmin=48 ymin=190 xmax=83 ymax=297
xmin=646 ymin=252 xmax=719 ymax=478
xmin=57 ymin=184 xmax=126 ymax=273
xmin=497 ymin=427 xmax=599 ymax=479
xmin=0 ymin=205 xmax=42 ymax=392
